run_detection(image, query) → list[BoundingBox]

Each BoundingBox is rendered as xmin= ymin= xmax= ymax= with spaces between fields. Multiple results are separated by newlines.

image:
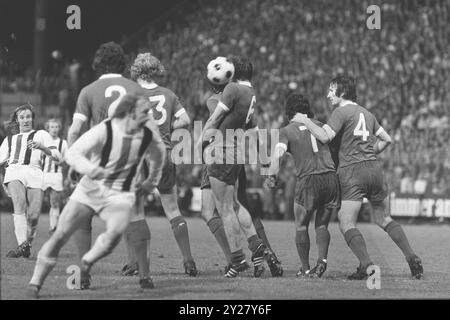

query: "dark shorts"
xmin=337 ymin=160 xmax=388 ymax=203
xmin=295 ymin=171 xmax=341 ymax=212
xmin=207 ymin=164 xmax=242 ymax=186
xmin=157 ymin=149 xmax=176 ymax=194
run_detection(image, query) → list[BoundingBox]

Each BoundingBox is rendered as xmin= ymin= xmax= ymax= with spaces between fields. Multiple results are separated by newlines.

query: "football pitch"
xmin=1 ymin=213 xmax=449 ymax=300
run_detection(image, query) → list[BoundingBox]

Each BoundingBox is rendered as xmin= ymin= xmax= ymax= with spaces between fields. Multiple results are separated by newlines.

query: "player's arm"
xmin=68 ymin=88 xmax=91 ymax=146
xmin=29 ymin=131 xmax=61 ymax=162
xmin=266 ymin=128 xmax=289 ymax=176
xmin=374 ymin=127 xmax=392 ymax=154
xmin=0 ymin=138 xmax=9 ymax=166
xmin=201 ymin=102 xmax=228 ymax=142
xmin=65 ymin=124 xmax=109 ymax=180
xmin=172 ymin=108 xmax=190 ymax=130
xmin=292 ymin=114 xmax=333 ymax=143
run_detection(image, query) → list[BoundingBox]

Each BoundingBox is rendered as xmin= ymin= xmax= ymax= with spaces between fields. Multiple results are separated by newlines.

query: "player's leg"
xmin=368 ymin=164 xmax=423 ymax=279
xmin=49 ymin=188 xmax=61 ymax=233
xmin=201 ymin=187 xmax=232 ymax=265
xmin=25 ymin=187 xmax=44 ymax=246
xmin=72 ymin=214 xmax=93 ymax=265
xmin=294 ymin=202 xmax=314 ymax=276
xmin=28 ymin=200 xmax=94 ymax=296
xmin=6 ymin=180 xmax=29 ymax=257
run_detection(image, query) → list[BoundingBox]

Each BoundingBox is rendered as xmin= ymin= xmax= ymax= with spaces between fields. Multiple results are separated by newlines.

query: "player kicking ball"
xmin=293 ymin=74 xmax=423 ymax=280
xmin=120 ymin=53 xmax=197 ymax=277
xmin=27 ymin=95 xmax=165 ymax=298
xmin=265 ymin=93 xmax=340 ymax=278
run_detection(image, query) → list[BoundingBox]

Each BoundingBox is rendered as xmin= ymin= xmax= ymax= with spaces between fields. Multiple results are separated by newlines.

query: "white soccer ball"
xmin=207 ymin=57 xmax=234 ymax=85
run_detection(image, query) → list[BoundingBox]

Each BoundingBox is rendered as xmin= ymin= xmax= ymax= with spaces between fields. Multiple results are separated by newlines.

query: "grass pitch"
xmin=1 ymin=213 xmax=449 ymax=300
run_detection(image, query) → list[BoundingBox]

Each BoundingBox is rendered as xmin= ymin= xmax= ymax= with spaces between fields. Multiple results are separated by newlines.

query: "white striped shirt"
xmin=42 ymin=138 xmax=68 ymax=173
xmin=0 ymin=130 xmax=58 ymax=170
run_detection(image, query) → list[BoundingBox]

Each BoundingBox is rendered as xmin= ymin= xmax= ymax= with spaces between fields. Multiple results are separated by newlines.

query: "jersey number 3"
xmin=105 ymin=85 xmax=127 ymax=118
xmin=353 ymin=113 xmax=369 ymax=141
xmin=149 ymin=95 xmax=167 ymax=126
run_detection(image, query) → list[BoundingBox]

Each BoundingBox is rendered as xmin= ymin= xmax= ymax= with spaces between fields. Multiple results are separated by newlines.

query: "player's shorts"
xmin=207 ymin=164 xmax=242 ymax=186
xmin=295 ymin=171 xmax=341 ymax=212
xmin=70 ymin=175 xmax=136 ymax=214
xmin=3 ymin=164 xmax=44 ymax=192
xmin=337 ymin=160 xmax=388 ymax=203
xmin=157 ymin=149 xmax=176 ymax=194
xmin=42 ymin=172 xmax=64 ymax=192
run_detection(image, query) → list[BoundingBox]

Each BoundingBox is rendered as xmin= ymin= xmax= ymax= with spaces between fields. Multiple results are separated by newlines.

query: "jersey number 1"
xmin=353 ymin=113 xmax=369 ymax=141
xmin=299 ymin=126 xmax=319 ymax=153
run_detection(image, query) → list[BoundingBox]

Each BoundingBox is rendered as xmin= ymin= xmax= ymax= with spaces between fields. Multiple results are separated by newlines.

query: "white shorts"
xmin=43 ymin=172 xmax=64 ymax=192
xmin=70 ymin=175 xmax=136 ymax=215
xmin=3 ymin=165 xmax=44 ymax=193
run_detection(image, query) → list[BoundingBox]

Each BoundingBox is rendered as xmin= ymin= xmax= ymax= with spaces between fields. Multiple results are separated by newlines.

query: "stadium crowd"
xmin=1 ymin=0 xmax=449 ymax=216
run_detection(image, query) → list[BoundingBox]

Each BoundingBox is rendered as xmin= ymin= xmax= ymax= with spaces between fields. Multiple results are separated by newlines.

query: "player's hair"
xmin=7 ymin=103 xmax=35 ymax=134
xmin=45 ymin=118 xmax=62 ymax=131
xmin=112 ymin=94 xmax=145 ymax=119
xmin=285 ymin=93 xmax=314 ymax=120
xmin=92 ymin=41 xmax=126 ymax=75
xmin=130 ymin=52 xmax=165 ymax=82
xmin=330 ymin=74 xmax=357 ymax=102
xmin=228 ymin=55 xmax=253 ymax=81
xmin=208 ymin=81 xmax=227 ymax=94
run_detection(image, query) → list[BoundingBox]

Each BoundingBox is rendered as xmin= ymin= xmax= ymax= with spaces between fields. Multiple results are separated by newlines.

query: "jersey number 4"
xmin=149 ymin=95 xmax=167 ymax=126
xmin=299 ymin=126 xmax=319 ymax=153
xmin=353 ymin=113 xmax=369 ymax=141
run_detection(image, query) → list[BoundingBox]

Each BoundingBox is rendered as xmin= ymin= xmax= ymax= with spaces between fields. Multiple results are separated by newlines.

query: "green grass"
xmin=1 ymin=213 xmax=449 ymax=300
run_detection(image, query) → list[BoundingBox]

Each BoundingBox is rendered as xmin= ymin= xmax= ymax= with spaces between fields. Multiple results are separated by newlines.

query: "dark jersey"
xmin=279 ymin=120 xmax=335 ymax=179
xmin=326 ymin=103 xmax=383 ymax=168
xmin=74 ymin=74 xmax=141 ymax=127
xmin=138 ymin=83 xmax=185 ymax=149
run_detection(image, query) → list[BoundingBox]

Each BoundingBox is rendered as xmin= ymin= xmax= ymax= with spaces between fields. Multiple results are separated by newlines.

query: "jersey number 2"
xmin=149 ymin=95 xmax=167 ymax=126
xmin=353 ymin=113 xmax=369 ymax=141
xmin=105 ymin=85 xmax=127 ymax=117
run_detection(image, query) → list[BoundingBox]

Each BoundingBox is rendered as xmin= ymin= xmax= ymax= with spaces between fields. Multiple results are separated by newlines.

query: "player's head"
xmin=228 ymin=55 xmax=253 ymax=82
xmin=9 ymin=103 xmax=35 ymax=134
xmin=45 ymin=118 xmax=62 ymax=138
xmin=130 ymin=52 xmax=166 ymax=82
xmin=328 ymin=74 xmax=357 ymax=105
xmin=285 ymin=93 xmax=313 ymax=121
xmin=92 ymin=41 xmax=126 ymax=76
xmin=112 ymin=94 xmax=151 ymax=130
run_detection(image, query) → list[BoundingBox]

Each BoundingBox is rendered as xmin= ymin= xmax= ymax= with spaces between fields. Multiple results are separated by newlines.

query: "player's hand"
xmin=291 ymin=112 xmax=308 ymax=124
xmin=88 ymin=166 xmax=110 ymax=180
xmin=263 ymin=175 xmax=279 ymax=189
xmin=135 ymin=180 xmax=156 ymax=197
xmin=68 ymin=166 xmax=82 ymax=184
xmin=27 ymin=140 xmax=43 ymax=150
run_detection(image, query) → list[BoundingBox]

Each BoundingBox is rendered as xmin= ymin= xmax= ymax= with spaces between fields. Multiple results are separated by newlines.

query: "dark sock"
xmin=315 ymin=226 xmax=330 ymax=262
xmin=344 ymin=228 xmax=372 ymax=267
xmin=384 ymin=221 xmax=415 ymax=260
xmin=170 ymin=216 xmax=193 ymax=263
xmin=124 ymin=225 xmax=136 ymax=265
xmin=207 ymin=216 xmax=232 ymax=264
xmin=247 ymin=234 xmax=263 ymax=254
xmin=295 ymin=229 xmax=310 ymax=270
xmin=135 ymin=240 xmax=149 ymax=279
xmin=231 ymin=249 xmax=246 ymax=265
xmin=252 ymin=217 xmax=272 ymax=251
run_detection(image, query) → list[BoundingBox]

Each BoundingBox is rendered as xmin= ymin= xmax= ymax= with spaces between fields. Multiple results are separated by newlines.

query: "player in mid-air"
xmin=293 ymin=74 xmax=423 ymax=280
xmin=0 ymin=104 xmax=61 ymax=258
xmin=42 ymin=118 xmax=68 ymax=234
xmin=120 ymin=52 xmax=197 ymax=277
xmin=200 ymin=55 xmax=268 ymax=278
xmin=27 ymin=94 xmax=166 ymax=298
xmin=201 ymin=57 xmax=283 ymax=277
xmin=265 ymin=93 xmax=340 ymax=278
xmin=67 ymin=41 xmax=142 ymax=288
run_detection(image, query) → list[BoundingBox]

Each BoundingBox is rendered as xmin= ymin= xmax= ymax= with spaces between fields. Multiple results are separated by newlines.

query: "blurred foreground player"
xmin=293 ymin=74 xmax=423 ymax=280
xmin=28 ymin=95 xmax=165 ymax=298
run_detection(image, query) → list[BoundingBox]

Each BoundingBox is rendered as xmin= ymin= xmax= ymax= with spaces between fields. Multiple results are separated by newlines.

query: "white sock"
xmin=29 ymin=253 xmax=57 ymax=287
xmin=49 ymin=208 xmax=60 ymax=230
xmin=13 ymin=214 xmax=28 ymax=245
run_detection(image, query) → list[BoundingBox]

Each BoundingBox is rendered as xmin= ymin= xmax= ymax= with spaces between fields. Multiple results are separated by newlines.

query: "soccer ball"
xmin=207 ymin=57 xmax=234 ymax=85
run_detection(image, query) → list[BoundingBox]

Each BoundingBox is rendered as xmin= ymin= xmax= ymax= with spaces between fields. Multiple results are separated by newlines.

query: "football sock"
xmin=29 ymin=253 xmax=57 ymax=287
xmin=384 ymin=221 xmax=416 ymax=260
xmin=129 ymin=220 xmax=151 ymax=278
xmin=252 ymin=217 xmax=272 ymax=251
xmin=207 ymin=216 xmax=232 ymax=264
xmin=170 ymin=216 xmax=193 ymax=263
xmin=315 ymin=226 xmax=330 ymax=261
xmin=82 ymin=233 xmax=120 ymax=265
xmin=247 ymin=234 xmax=263 ymax=254
xmin=295 ymin=229 xmax=310 ymax=270
xmin=231 ymin=249 xmax=246 ymax=265
xmin=27 ymin=216 xmax=39 ymax=242
xmin=13 ymin=213 xmax=28 ymax=245
xmin=49 ymin=207 xmax=60 ymax=230
xmin=134 ymin=239 xmax=150 ymax=279
xmin=344 ymin=228 xmax=372 ymax=267
xmin=123 ymin=229 xmax=136 ymax=265
xmin=73 ymin=220 xmax=92 ymax=262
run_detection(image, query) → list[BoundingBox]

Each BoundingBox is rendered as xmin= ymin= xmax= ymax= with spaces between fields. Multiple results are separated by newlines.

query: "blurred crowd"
xmin=1 ymin=0 xmax=449 ymax=217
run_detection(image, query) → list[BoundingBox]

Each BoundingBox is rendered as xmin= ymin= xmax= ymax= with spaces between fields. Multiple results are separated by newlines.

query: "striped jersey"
xmin=42 ymin=137 xmax=68 ymax=173
xmin=66 ymin=119 xmax=153 ymax=192
xmin=0 ymin=130 xmax=57 ymax=170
